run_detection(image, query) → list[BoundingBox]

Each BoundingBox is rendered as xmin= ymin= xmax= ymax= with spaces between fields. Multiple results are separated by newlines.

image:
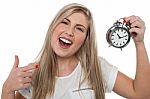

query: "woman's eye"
xmin=77 ymin=27 xmax=84 ymax=32
xmin=61 ymin=21 xmax=68 ymax=25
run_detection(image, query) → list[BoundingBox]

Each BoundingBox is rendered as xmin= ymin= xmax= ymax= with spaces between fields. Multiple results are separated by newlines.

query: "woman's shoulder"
xmin=98 ymin=56 xmax=118 ymax=93
xmin=98 ymin=56 xmax=118 ymax=73
xmin=99 ymin=56 xmax=112 ymax=67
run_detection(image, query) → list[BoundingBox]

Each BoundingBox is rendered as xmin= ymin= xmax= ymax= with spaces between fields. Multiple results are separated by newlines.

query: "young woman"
xmin=1 ymin=3 xmax=150 ymax=99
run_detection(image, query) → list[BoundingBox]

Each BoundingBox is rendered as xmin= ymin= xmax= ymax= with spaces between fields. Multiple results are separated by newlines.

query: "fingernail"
xmin=35 ymin=64 xmax=39 ymax=68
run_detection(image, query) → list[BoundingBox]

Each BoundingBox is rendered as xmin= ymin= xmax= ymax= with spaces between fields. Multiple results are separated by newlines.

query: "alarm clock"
xmin=106 ymin=18 xmax=131 ymax=50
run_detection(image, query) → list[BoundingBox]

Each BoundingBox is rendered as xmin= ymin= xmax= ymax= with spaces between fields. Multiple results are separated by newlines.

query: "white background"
xmin=0 ymin=0 xmax=150 ymax=98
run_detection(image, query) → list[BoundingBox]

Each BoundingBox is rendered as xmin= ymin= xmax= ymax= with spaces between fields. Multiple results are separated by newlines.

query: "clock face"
xmin=110 ymin=27 xmax=130 ymax=48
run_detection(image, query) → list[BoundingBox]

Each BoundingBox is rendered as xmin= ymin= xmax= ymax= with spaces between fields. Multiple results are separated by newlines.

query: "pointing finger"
xmin=20 ymin=64 xmax=39 ymax=72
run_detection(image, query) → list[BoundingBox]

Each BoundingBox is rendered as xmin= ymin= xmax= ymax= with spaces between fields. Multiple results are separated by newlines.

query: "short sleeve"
xmin=18 ymin=87 xmax=32 ymax=99
xmin=99 ymin=57 xmax=118 ymax=93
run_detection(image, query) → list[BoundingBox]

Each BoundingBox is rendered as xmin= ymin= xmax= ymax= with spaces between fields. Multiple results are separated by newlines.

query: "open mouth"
xmin=59 ymin=37 xmax=73 ymax=49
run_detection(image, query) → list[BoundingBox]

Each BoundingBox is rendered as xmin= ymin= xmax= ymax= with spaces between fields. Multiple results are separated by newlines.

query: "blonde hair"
xmin=32 ymin=3 xmax=105 ymax=99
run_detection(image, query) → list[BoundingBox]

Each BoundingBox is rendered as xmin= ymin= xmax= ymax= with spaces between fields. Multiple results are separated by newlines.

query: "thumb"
xmin=12 ymin=55 xmax=19 ymax=69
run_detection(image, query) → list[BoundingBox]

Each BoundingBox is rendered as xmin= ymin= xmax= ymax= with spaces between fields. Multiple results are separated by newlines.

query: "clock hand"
xmin=117 ymin=34 xmax=121 ymax=39
xmin=120 ymin=35 xmax=127 ymax=38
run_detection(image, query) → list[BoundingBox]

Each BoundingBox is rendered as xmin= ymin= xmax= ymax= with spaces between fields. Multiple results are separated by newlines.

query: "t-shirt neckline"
xmin=56 ymin=62 xmax=81 ymax=79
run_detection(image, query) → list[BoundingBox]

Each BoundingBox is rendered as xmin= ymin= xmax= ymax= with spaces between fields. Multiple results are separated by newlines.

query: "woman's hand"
xmin=3 ymin=55 xmax=38 ymax=94
xmin=125 ymin=15 xmax=146 ymax=45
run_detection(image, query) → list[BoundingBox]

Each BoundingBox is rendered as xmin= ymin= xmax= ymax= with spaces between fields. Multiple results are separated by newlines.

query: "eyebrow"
xmin=64 ymin=18 xmax=87 ymax=30
xmin=64 ymin=18 xmax=70 ymax=22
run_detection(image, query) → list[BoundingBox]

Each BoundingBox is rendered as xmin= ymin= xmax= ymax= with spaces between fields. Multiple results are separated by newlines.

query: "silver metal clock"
xmin=106 ymin=18 xmax=131 ymax=50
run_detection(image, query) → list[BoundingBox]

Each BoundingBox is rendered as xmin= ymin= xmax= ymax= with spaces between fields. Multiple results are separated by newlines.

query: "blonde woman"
xmin=2 ymin=3 xmax=150 ymax=99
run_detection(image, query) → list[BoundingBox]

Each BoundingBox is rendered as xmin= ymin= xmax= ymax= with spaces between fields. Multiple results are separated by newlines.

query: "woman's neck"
xmin=56 ymin=56 xmax=79 ymax=77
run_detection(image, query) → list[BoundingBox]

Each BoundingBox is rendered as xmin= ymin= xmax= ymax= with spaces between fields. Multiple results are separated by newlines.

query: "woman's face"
xmin=51 ymin=12 xmax=88 ymax=58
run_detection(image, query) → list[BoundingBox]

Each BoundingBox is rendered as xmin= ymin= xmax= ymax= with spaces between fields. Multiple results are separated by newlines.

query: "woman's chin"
xmin=54 ymin=51 xmax=73 ymax=58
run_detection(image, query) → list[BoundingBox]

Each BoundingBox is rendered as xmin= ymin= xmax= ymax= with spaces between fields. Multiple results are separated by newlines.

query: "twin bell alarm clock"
xmin=106 ymin=18 xmax=131 ymax=50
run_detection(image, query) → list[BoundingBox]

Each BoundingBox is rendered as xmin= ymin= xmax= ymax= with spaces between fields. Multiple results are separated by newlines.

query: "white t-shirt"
xmin=19 ymin=57 xmax=118 ymax=99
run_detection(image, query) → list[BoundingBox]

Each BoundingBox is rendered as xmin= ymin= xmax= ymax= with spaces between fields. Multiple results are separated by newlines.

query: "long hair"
xmin=32 ymin=3 xmax=105 ymax=99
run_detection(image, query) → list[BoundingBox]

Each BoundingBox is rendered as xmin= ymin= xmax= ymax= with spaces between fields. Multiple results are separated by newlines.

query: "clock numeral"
xmin=121 ymin=29 xmax=123 ymax=32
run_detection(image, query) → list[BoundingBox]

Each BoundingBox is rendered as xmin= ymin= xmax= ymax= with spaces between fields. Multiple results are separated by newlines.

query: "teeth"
xmin=60 ymin=38 xmax=71 ymax=44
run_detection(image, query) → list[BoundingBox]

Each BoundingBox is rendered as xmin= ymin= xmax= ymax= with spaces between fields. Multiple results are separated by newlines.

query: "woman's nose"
xmin=65 ymin=28 xmax=74 ymax=37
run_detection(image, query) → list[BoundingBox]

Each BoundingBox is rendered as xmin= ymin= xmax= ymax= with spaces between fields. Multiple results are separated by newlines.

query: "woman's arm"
xmin=1 ymin=83 xmax=15 ymax=99
xmin=113 ymin=15 xmax=150 ymax=99
xmin=1 ymin=87 xmax=25 ymax=99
